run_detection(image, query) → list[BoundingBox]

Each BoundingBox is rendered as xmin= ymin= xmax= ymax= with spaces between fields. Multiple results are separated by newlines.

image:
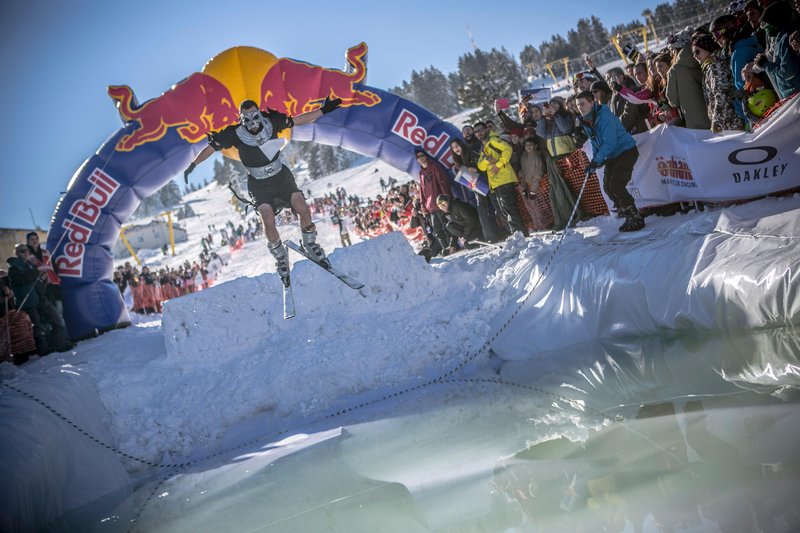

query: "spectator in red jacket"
xmin=415 ymin=149 xmax=454 ymax=256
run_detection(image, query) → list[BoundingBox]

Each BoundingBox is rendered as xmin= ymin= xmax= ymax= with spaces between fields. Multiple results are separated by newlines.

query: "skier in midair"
xmin=184 ymin=97 xmax=342 ymax=284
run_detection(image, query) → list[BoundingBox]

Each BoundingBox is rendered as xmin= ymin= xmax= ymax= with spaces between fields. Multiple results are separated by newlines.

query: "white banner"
xmin=618 ymin=94 xmax=800 ymax=208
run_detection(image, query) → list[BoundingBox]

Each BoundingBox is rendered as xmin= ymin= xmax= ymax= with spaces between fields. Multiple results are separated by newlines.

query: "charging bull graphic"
xmin=261 ymin=42 xmax=381 ymax=115
xmin=108 ymin=73 xmax=239 ymax=152
xmin=48 ymin=43 xmax=462 ymax=339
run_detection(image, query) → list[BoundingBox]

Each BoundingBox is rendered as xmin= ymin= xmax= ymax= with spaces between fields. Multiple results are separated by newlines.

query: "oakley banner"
xmin=626 ymin=95 xmax=799 ymax=208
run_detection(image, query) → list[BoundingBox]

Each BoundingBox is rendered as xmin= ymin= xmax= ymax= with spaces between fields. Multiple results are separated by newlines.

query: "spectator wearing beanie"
xmin=666 ymin=28 xmax=712 ymax=129
xmin=693 ymin=31 xmax=745 ymax=132
xmin=754 ymin=1 xmax=800 ymax=98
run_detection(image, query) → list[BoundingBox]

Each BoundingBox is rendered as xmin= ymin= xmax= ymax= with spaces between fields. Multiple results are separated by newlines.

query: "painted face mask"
xmin=240 ymin=109 xmax=262 ymax=130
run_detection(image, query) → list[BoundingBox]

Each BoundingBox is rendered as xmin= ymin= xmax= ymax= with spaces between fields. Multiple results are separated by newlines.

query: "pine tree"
xmin=212 ymin=159 xmax=225 ymax=185
xmin=305 ymin=143 xmax=322 ymax=179
xmin=319 ymin=146 xmax=338 ymax=175
xmin=158 ymin=181 xmax=182 ymax=208
xmin=520 ymin=45 xmax=544 ymax=78
xmin=410 ymin=67 xmax=460 ymax=117
xmin=455 ymin=48 xmax=526 ymax=121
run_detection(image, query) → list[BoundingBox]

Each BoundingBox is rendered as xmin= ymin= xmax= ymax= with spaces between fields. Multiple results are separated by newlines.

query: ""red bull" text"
xmin=55 ymin=168 xmax=121 ymax=278
xmin=391 ymin=108 xmax=454 ymax=166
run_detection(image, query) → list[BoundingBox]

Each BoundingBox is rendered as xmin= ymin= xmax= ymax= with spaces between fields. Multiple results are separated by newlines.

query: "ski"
xmin=282 ymin=276 xmax=295 ymax=319
xmin=285 ymin=241 xmax=365 ymax=290
xmin=471 ymin=240 xmax=503 ymax=250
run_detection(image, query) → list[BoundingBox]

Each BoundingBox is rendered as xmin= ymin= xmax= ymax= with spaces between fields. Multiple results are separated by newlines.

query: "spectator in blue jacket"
xmin=754 ymin=1 xmax=800 ymax=98
xmin=576 ymin=91 xmax=645 ymax=232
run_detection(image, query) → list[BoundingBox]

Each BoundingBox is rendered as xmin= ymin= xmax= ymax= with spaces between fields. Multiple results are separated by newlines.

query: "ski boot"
xmin=268 ymin=239 xmax=291 ymax=286
xmin=618 ymin=206 xmax=645 ymax=232
xmin=301 ymin=224 xmax=330 ymax=268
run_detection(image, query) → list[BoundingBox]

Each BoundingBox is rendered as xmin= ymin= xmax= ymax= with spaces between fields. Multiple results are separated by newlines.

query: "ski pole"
xmin=564 ymin=168 xmax=594 ymax=231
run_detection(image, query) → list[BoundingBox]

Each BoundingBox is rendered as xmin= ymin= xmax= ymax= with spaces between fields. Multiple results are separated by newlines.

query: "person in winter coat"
xmin=415 ymin=149 xmax=454 ymax=255
xmin=754 ymin=1 xmax=800 ymax=98
xmin=535 ymin=98 xmax=577 ymax=159
xmin=692 ymin=31 xmax=746 ymax=132
xmin=606 ymin=67 xmax=650 ymax=134
xmin=710 ymin=14 xmax=764 ymax=124
xmin=576 ymin=91 xmax=645 ymax=232
xmin=436 ymin=194 xmax=484 ymax=250
xmin=652 ymin=54 xmax=683 ymax=125
xmin=475 ymin=126 xmax=529 ymax=237
xmin=518 ymin=137 xmax=550 ymax=230
xmin=7 ymin=245 xmax=51 ymax=354
xmin=666 ymin=28 xmax=712 ymax=129
xmin=450 ymin=137 xmax=507 ymax=243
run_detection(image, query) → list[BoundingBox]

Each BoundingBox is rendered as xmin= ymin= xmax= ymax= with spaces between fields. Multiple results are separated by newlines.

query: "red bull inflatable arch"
xmin=48 ymin=43 xmax=465 ymax=339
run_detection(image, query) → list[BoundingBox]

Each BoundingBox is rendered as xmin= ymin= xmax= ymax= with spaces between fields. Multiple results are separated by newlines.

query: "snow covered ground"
xmin=2 ymin=149 xmax=800 ymax=531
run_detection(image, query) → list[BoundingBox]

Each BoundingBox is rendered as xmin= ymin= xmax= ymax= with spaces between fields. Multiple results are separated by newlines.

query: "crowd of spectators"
xmin=403 ymin=0 xmax=800 ymax=259
xmin=111 ymin=218 xmax=261 ymax=315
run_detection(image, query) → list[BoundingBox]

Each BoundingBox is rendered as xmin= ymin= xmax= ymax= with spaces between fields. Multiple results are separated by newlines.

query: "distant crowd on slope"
xmin=111 ymin=218 xmax=265 ymax=315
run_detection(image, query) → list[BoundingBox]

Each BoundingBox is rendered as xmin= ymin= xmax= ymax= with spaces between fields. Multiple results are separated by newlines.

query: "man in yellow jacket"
xmin=474 ymin=122 xmax=529 ymax=237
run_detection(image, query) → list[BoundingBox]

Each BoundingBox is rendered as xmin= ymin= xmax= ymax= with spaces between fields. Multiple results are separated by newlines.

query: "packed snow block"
xmin=491 ymin=200 xmax=800 ymax=361
xmin=0 ymin=370 xmax=130 ymax=532
xmin=161 ymin=232 xmax=435 ymax=363
xmin=160 ymin=231 xmax=495 ymax=430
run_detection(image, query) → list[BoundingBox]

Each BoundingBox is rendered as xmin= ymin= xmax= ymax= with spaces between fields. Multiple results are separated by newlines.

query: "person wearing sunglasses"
xmin=183 ymin=96 xmax=341 ymax=282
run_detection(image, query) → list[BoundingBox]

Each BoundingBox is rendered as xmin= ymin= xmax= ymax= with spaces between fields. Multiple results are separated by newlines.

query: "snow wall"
xmin=162 ymin=203 xmax=800 ymax=373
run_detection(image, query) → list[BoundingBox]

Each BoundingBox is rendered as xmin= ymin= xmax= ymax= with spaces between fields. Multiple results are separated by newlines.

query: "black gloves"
xmin=320 ymin=96 xmax=343 ymax=114
xmin=184 ymin=162 xmax=196 ymax=184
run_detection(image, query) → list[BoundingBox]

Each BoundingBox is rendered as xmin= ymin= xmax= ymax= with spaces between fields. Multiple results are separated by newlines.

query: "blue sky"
xmin=0 ymin=0 xmax=663 ymax=230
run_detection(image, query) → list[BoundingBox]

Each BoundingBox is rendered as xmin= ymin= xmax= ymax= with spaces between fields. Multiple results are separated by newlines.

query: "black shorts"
xmin=247 ymin=166 xmax=302 ymax=213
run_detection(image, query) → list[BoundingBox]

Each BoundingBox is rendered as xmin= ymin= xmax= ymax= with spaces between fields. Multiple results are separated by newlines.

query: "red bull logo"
xmin=391 ymin=108 xmax=454 ymax=166
xmin=108 ymin=72 xmax=238 ymax=151
xmin=261 ymin=42 xmax=381 ymax=115
xmin=55 ymin=168 xmax=121 ymax=277
xmin=105 ymin=44 xmax=381 ymax=153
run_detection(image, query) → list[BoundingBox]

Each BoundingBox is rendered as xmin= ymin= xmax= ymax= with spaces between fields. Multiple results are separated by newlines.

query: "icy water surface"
xmin=84 ymin=328 xmax=799 ymax=532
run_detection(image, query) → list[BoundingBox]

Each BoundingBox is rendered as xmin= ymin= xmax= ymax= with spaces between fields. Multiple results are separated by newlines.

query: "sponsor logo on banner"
xmin=55 ymin=168 xmax=121 ymax=278
xmin=728 ymin=146 xmax=788 ymax=183
xmin=391 ymin=108 xmax=454 ymax=166
xmin=455 ymin=167 xmax=489 ymax=196
xmin=656 ymin=155 xmax=697 ymax=188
